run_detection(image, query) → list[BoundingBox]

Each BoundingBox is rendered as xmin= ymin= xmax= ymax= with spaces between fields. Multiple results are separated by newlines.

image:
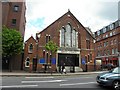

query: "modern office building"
xmin=23 ymin=10 xmax=95 ymax=72
xmin=2 ymin=0 xmax=26 ymax=70
xmin=95 ymin=20 xmax=120 ymax=67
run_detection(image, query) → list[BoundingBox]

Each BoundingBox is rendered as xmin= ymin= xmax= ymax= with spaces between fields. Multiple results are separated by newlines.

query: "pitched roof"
xmin=37 ymin=10 xmax=94 ymax=38
xmin=25 ymin=36 xmax=36 ymax=43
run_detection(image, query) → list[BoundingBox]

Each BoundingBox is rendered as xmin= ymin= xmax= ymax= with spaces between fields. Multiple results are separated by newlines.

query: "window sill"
xmin=25 ymin=66 xmax=30 ymax=68
xmin=28 ymin=52 xmax=33 ymax=54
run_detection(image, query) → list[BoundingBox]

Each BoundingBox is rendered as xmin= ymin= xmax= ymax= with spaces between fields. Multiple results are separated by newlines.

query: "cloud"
xmin=95 ymin=2 xmax=118 ymax=21
xmin=28 ymin=18 xmax=45 ymax=28
xmin=24 ymin=0 xmax=119 ymax=41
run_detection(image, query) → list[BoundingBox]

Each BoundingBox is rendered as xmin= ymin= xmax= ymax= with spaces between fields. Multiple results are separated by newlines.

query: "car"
xmin=96 ymin=67 xmax=120 ymax=90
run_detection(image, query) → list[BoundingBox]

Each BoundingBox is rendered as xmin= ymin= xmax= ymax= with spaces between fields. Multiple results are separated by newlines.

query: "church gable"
xmin=37 ymin=10 xmax=93 ymax=39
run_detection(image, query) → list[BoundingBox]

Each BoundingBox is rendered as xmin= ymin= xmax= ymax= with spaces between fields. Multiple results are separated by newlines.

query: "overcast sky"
xmin=24 ymin=0 xmax=119 ymax=41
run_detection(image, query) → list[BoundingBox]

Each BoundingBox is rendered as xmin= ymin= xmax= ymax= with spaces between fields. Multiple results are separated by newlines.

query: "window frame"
xmin=112 ymin=48 xmax=115 ymax=54
xmin=109 ymin=24 xmax=114 ymax=30
xmin=13 ymin=5 xmax=19 ymax=12
xmin=12 ymin=19 xmax=16 ymax=25
xmin=60 ymin=27 xmax=65 ymax=47
xmin=97 ymin=30 xmax=100 ymax=36
xmin=65 ymin=24 xmax=72 ymax=47
xmin=110 ymin=32 xmax=113 ymax=36
xmin=28 ymin=43 xmax=33 ymax=53
xmin=103 ymin=28 xmax=106 ymax=33
xmin=25 ymin=57 xmax=30 ymax=67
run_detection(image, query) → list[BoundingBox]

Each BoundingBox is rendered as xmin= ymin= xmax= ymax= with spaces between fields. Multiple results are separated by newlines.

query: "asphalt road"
xmin=1 ymin=74 xmax=113 ymax=90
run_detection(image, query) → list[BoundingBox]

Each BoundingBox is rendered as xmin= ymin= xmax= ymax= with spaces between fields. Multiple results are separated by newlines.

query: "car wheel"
xmin=112 ymin=80 xmax=120 ymax=90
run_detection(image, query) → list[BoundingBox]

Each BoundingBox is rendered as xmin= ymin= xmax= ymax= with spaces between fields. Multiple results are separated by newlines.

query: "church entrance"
xmin=58 ymin=53 xmax=79 ymax=72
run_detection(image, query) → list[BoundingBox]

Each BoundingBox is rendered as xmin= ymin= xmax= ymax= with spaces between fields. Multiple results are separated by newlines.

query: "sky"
xmin=24 ymin=0 xmax=120 ymax=42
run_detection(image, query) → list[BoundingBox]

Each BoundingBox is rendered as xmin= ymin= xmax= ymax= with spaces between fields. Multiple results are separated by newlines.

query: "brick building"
xmin=95 ymin=20 xmax=120 ymax=68
xmin=2 ymin=0 xmax=26 ymax=70
xmin=23 ymin=10 xmax=95 ymax=72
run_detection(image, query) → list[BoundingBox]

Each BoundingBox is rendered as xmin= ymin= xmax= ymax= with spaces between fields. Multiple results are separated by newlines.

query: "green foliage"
xmin=2 ymin=26 xmax=23 ymax=57
xmin=45 ymin=41 xmax=58 ymax=53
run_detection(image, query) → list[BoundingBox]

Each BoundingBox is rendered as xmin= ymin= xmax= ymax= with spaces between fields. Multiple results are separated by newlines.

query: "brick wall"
xmin=24 ymin=11 xmax=95 ymax=72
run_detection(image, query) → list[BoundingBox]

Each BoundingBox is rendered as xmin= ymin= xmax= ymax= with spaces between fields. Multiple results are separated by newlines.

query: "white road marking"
xmin=25 ymin=77 xmax=54 ymax=79
xmin=80 ymin=77 xmax=93 ymax=78
xmin=22 ymin=80 xmax=67 ymax=83
xmin=65 ymin=77 xmax=93 ymax=80
xmin=60 ymin=82 xmax=97 ymax=86
xmin=0 ymin=85 xmax=38 ymax=88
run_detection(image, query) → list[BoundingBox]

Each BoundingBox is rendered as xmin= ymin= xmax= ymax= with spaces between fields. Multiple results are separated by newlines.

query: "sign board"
xmin=39 ymin=58 xmax=45 ymax=64
xmin=51 ymin=58 xmax=56 ymax=64
xmin=82 ymin=58 xmax=86 ymax=65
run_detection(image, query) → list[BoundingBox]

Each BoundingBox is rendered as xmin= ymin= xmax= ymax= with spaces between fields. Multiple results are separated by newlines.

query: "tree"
xmin=45 ymin=41 xmax=58 ymax=73
xmin=45 ymin=41 xmax=58 ymax=54
xmin=2 ymin=26 xmax=23 ymax=71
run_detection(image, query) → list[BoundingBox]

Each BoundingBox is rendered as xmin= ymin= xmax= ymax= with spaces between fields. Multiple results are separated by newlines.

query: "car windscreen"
xmin=112 ymin=67 xmax=120 ymax=74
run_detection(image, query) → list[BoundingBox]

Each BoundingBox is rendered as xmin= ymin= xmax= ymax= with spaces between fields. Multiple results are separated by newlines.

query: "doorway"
xmin=58 ymin=53 xmax=79 ymax=72
xmin=32 ymin=58 xmax=37 ymax=71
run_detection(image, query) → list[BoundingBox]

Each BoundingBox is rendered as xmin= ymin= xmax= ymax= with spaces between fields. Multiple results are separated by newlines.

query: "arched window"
xmin=65 ymin=24 xmax=72 ymax=47
xmin=72 ymin=29 xmax=78 ymax=47
xmin=46 ymin=52 xmax=48 ymax=64
xmin=28 ymin=44 xmax=33 ymax=53
xmin=43 ymin=50 xmax=45 ymax=58
xmin=72 ymin=29 xmax=76 ymax=47
xmin=59 ymin=23 xmax=78 ymax=48
xmin=76 ymin=32 xmax=78 ymax=48
xmin=60 ymin=27 xmax=65 ymax=47
xmin=25 ymin=58 xmax=30 ymax=67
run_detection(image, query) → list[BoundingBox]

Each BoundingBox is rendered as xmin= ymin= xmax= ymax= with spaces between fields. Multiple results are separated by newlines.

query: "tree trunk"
xmin=9 ymin=56 xmax=12 ymax=72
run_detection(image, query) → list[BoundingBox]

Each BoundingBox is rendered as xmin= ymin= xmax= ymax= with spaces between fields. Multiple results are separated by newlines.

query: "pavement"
xmin=0 ymin=70 xmax=107 ymax=77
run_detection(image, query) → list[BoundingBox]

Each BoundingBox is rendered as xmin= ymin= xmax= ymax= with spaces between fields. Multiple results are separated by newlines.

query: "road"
xmin=1 ymin=74 xmax=112 ymax=90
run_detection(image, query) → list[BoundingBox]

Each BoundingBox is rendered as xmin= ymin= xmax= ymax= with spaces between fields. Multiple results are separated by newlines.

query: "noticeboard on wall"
xmin=51 ymin=58 xmax=56 ymax=64
xmin=39 ymin=58 xmax=45 ymax=64
xmin=82 ymin=57 xmax=86 ymax=65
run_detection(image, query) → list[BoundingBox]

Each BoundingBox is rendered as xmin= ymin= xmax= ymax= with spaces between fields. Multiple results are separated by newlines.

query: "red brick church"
xmin=23 ymin=10 xmax=95 ymax=72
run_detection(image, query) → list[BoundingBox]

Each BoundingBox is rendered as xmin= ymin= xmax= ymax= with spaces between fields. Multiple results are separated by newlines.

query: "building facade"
xmin=2 ymin=0 xmax=26 ymax=38
xmin=2 ymin=0 xmax=26 ymax=70
xmin=23 ymin=11 xmax=95 ymax=72
xmin=95 ymin=20 xmax=120 ymax=68
xmin=23 ymin=36 xmax=37 ymax=72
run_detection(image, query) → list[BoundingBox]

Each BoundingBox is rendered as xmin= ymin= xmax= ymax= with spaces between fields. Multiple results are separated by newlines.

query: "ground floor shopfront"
xmin=95 ymin=55 xmax=119 ymax=69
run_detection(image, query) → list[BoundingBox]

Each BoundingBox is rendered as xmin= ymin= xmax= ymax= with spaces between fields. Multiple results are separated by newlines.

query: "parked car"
xmin=96 ymin=67 xmax=120 ymax=90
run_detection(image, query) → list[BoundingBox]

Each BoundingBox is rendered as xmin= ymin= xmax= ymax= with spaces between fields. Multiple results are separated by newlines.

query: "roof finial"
xmin=68 ymin=9 xmax=70 ymax=12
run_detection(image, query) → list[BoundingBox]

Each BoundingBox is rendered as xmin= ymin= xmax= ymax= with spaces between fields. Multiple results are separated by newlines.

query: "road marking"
xmin=65 ymin=77 xmax=93 ymax=80
xmin=0 ymin=85 xmax=38 ymax=88
xmin=22 ymin=80 xmax=67 ymax=83
xmin=25 ymin=77 xmax=54 ymax=79
xmin=60 ymin=82 xmax=97 ymax=86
